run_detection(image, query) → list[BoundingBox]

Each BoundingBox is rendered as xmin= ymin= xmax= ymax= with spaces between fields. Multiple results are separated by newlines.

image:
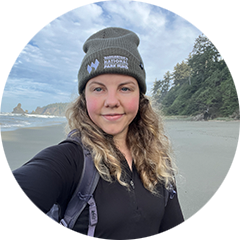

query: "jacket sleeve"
xmin=159 ymin=187 xmax=184 ymax=233
xmin=13 ymin=142 xmax=84 ymax=213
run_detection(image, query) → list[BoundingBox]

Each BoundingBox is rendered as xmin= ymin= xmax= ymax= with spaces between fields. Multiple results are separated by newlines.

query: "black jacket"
xmin=13 ymin=141 xmax=184 ymax=239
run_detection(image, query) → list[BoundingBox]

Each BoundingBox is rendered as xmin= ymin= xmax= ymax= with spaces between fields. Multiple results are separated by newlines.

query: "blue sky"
xmin=1 ymin=0 xmax=202 ymax=112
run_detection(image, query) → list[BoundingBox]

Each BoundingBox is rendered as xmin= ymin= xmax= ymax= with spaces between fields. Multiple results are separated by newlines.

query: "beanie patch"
xmin=87 ymin=59 xmax=99 ymax=74
xmin=104 ymin=55 xmax=128 ymax=70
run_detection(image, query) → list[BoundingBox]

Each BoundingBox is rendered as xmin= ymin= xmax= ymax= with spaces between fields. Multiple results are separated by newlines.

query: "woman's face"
xmin=85 ymin=74 xmax=140 ymax=140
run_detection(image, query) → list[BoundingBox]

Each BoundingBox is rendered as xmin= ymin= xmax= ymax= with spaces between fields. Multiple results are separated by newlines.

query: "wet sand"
xmin=1 ymin=120 xmax=239 ymax=220
xmin=1 ymin=124 xmax=67 ymax=170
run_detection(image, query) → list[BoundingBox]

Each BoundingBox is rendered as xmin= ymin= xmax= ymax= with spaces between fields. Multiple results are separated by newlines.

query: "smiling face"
xmin=85 ymin=74 xmax=140 ymax=141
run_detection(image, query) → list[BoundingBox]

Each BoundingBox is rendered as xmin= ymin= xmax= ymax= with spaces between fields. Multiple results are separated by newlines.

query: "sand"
xmin=1 ymin=124 xmax=67 ymax=170
xmin=164 ymin=120 xmax=239 ymax=219
xmin=1 ymin=120 xmax=239 ymax=220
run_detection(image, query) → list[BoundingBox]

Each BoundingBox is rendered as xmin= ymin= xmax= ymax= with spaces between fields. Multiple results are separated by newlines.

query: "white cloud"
xmin=19 ymin=44 xmax=54 ymax=67
xmin=72 ymin=3 xmax=103 ymax=22
xmin=2 ymin=0 xmax=201 ymax=111
xmin=101 ymin=0 xmax=166 ymax=30
xmin=2 ymin=77 xmax=73 ymax=112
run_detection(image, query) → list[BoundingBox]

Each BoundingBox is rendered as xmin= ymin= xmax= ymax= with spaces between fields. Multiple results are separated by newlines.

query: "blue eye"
xmin=94 ymin=87 xmax=102 ymax=92
xmin=121 ymin=87 xmax=130 ymax=92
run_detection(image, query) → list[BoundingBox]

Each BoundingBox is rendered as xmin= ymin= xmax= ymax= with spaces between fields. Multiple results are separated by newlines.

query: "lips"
xmin=101 ymin=113 xmax=124 ymax=121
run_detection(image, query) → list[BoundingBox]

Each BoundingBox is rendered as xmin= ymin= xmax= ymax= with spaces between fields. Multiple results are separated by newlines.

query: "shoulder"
xmin=33 ymin=141 xmax=83 ymax=163
xmin=13 ymin=141 xmax=85 ymax=212
xmin=27 ymin=141 xmax=85 ymax=178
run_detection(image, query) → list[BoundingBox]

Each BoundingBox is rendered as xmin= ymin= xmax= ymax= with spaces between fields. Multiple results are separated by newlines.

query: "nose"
xmin=104 ymin=91 xmax=120 ymax=108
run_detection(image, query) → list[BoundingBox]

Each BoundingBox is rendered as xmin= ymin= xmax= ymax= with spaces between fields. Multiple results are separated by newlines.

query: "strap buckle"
xmin=60 ymin=219 xmax=68 ymax=227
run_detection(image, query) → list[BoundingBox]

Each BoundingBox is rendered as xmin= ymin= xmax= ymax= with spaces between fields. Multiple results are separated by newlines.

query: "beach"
xmin=1 ymin=124 xmax=67 ymax=170
xmin=164 ymin=120 xmax=239 ymax=219
xmin=1 ymin=120 xmax=239 ymax=220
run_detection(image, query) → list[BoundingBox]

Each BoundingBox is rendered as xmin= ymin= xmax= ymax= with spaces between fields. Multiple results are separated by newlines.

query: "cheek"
xmin=125 ymin=97 xmax=139 ymax=115
xmin=86 ymin=97 xmax=100 ymax=120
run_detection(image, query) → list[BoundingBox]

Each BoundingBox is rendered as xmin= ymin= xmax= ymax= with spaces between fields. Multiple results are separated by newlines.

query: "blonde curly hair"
xmin=65 ymin=91 xmax=176 ymax=194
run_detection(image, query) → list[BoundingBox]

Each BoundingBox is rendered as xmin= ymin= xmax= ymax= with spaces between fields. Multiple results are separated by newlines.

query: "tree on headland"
xmin=152 ymin=71 xmax=171 ymax=109
xmin=151 ymin=34 xmax=239 ymax=119
xmin=32 ymin=102 xmax=69 ymax=116
xmin=172 ymin=61 xmax=191 ymax=86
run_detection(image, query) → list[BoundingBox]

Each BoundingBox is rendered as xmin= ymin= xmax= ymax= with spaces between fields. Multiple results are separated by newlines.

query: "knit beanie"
xmin=78 ymin=27 xmax=146 ymax=94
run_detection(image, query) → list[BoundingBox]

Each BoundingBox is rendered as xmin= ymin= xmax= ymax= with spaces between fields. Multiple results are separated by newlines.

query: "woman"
xmin=13 ymin=27 xmax=184 ymax=239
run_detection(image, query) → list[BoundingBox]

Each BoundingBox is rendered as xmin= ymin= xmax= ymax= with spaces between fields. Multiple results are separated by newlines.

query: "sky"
xmin=0 ymin=0 xmax=201 ymax=113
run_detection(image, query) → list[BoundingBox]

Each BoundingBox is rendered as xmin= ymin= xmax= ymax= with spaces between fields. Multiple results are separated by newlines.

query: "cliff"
xmin=12 ymin=102 xmax=69 ymax=116
xmin=31 ymin=103 xmax=69 ymax=116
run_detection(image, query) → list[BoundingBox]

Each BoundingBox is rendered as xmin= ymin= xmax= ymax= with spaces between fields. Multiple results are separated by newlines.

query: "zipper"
xmin=130 ymin=180 xmax=135 ymax=189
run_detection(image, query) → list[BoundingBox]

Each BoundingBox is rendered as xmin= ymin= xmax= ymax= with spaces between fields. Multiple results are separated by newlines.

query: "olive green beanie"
xmin=78 ymin=27 xmax=146 ymax=94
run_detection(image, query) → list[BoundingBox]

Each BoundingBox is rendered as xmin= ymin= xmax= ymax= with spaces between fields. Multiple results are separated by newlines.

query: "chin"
xmin=102 ymin=128 xmax=125 ymax=137
xmin=104 ymin=131 xmax=120 ymax=136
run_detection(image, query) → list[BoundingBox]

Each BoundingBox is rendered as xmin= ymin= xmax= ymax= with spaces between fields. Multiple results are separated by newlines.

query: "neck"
xmin=114 ymin=136 xmax=127 ymax=150
xmin=114 ymin=135 xmax=133 ymax=171
xmin=113 ymin=128 xmax=128 ymax=149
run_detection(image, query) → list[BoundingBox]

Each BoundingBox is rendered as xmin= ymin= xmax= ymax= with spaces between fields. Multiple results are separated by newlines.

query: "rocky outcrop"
xmin=12 ymin=103 xmax=26 ymax=114
xmin=32 ymin=103 xmax=69 ymax=116
xmin=193 ymin=112 xmax=210 ymax=121
xmin=12 ymin=102 xmax=68 ymax=116
xmin=229 ymin=110 xmax=240 ymax=120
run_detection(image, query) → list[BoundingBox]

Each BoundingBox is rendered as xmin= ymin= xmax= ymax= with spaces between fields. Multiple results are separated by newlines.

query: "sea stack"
xmin=12 ymin=103 xmax=25 ymax=114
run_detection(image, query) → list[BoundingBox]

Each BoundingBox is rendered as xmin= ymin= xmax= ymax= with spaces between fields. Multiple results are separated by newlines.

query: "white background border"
xmin=1 ymin=1 xmax=239 ymax=239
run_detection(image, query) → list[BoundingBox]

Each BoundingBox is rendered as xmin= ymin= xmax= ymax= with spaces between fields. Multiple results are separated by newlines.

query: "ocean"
xmin=0 ymin=113 xmax=67 ymax=132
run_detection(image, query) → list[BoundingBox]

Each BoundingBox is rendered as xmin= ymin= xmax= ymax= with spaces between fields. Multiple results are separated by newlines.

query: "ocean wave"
xmin=0 ymin=112 xmax=67 ymax=132
xmin=1 ymin=122 xmax=30 ymax=128
xmin=0 ymin=112 xmax=65 ymax=119
xmin=25 ymin=113 xmax=65 ymax=119
xmin=0 ymin=112 xmax=24 ymax=116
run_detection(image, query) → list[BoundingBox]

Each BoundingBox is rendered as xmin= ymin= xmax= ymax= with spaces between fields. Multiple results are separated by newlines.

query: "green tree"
xmin=220 ymin=66 xmax=239 ymax=116
xmin=153 ymin=34 xmax=239 ymax=118
xmin=151 ymin=71 xmax=171 ymax=110
xmin=161 ymin=71 xmax=171 ymax=99
xmin=188 ymin=34 xmax=220 ymax=84
xmin=172 ymin=61 xmax=191 ymax=86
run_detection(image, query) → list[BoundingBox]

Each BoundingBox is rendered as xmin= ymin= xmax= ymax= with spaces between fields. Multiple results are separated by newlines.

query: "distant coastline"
xmin=12 ymin=102 xmax=69 ymax=116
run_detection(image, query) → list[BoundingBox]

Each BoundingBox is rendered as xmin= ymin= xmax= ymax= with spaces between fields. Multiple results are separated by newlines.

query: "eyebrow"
xmin=88 ymin=81 xmax=137 ymax=87
xmin=119 ymin=81 xmax=137 ymax=86
xmin=88 ymin=81 xmax=105 ymax=87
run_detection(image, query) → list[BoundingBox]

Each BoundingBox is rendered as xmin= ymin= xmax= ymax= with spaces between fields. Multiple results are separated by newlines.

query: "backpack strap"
xmin=60 ymin=129 xmax=100 ymax=236
xmin=164 ymin=160 xmax=177 ymax=207
xmin=164 ymin=183 xmax=176 ymax=207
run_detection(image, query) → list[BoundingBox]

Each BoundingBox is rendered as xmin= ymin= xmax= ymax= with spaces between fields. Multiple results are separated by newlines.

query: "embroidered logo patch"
xmin=87 ymin=59 xmax=99 ymax=74
xmin=104 ymin=55 xmax=128 ymax=69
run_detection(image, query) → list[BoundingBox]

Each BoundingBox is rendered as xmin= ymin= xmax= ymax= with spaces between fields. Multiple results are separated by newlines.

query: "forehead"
xmin=87 ymin=74 xmax=138 ymax=86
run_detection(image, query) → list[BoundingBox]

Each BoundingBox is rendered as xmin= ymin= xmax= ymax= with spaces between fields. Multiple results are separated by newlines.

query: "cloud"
xmin=2 ymin=77 xmax=72 ymax=112
xmin=2 ymin=0 xmax=201 ymax=112
xmin=97 ymin=0 xmax=167 ymax=37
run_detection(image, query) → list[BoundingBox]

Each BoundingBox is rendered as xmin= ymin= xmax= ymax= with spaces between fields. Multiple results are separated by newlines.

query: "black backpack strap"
xmin=60 ymin=129 xmax=100 ymax=236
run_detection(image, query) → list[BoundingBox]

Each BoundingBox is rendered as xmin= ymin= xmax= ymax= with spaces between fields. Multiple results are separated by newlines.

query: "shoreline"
xmin=163 ymin=115 xmax=240 ymax=122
